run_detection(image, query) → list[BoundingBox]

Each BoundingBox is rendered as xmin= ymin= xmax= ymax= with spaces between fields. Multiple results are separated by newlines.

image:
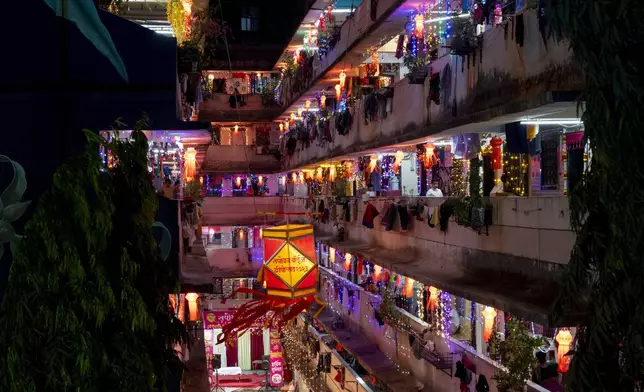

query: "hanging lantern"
xmin=199 ymin=176 xmax=204 ymax=186
xmin=335 ymin=84 xmax=342 ymax=101
xmin=527 ymin=124 xmax=538 ymax=140
xmin=239 ymin=229 xmax=245 ymax=240
xmin=235 ymin=176 xmax=242 ymax=187
xmin=291 ymin=173 xmax=297 ymax=183
xmin=414 ymin=13 xmax=425 ymax=38
xmin=316 ymin=167 xmax=324 ymax=182
xmin=328 ymin=166 xmax=336 ymax=181
xmin=427 ymin=286 xmax=439 ymax=311
xmin=280 ymin=176 xmax=286 ymax=186
xmin=263 ymin=280 xmax=267 ymax=289
xmin=329 ymin=247 xmax=336 ymax=263
xmin=371 ymin=52 xmax=380 ymax=77
xmin=556 ymin=329 xmax=574 ymax=373
xmin=185 ymin=292 xmax=199 ymax=322
xmin=423 ymin=143 xmax=436 ymax=169
xmin=305 ymin=99 xmax=311 ymax=111
xmin=184 ymin=147 xmax=197 ymax=182
xmin=373 ymin=264 xmax=382 ymax=281
xmin=297 ymin=108 xmax=303 ymax=118
xmin=298 ymin=172 xmax=305 ymax=183
xmin=404 ymin=278 xmax=415 ymax=298
xmin=290 ymin=112 xmax=296 ymax=121
xmin=279 ymin=123 xmax=284 ymax=133
xmin=490 ymin=137 xmax=504 ymax=170
xmin=482 ymin=306 xmax=497 ymax=342
xmin=259 ymin=227 xmax=263 ymax=239
xmin=177 ymin=294 xmax=186 ymax=321
xmin=344 ymin=253 xmax=352 ymax=271
xmin=258 ymin=175 xmax=264 ymax=186
xmin=369 ymin=155 xmax=378 ymax=173
xmin=339 ymin=71 xmax=347 ymax=89
xmin=344 ymin=160 xmax=353 ymax=179
xmin=234 ymin=124 xmax=239 ymax=134
xmin=393 ymin=150 xmax=404 ymax=174
xmin=217 ymin=224 xmax=322 ymax=344
xmin=320 ymin=94 xmax=327 ymax=109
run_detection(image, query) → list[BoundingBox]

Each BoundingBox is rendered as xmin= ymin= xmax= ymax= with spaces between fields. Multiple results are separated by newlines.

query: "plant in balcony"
xmin=404 ymin=51 xmax=428 ymax=84
xmin=489 ymin=317 xmax=543 ymax=392
xmin=184 ymin=179 xmax=203 ymax=202
xmin=448 ymin=13 xmax=479 ymax=56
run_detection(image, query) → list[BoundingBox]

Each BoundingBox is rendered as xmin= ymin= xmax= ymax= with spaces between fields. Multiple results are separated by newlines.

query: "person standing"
xmin=425 ymin=180 xmax=443 ymax=197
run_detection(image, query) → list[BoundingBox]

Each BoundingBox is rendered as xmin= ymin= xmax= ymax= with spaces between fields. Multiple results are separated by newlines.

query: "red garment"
xmin=362 ymin=202 xmax=380 ymax=229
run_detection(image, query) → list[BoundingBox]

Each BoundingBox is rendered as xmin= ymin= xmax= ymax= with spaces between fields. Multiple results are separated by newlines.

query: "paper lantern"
xmin=556 ymin=329 xmax=574 ymax=373
xmin=339 ymin=71 xmax=347 ymax=89
xmin=290 ymin=113 xmax=296 ymax=121
xmin=199 ymin=176 xmax=203 ymax=186
xmin=320 ymin=94 xmax=327 ymax=109
xmin=329 ymin=166 xmax=336 ymax=181
xmin=404 ymin=278 xmax=415 ymax=298
xmin=369 ymin=155 xmax=378 ymax=173
xmin=316 ymin=167 xmax=324 ymax=181
xmin=280 ymin=176 xmax=286 ymax=186
xmin=298 ymin=172 xmax=305 ymax=183
xmin=258 ymin=175 xmax=264 ymax=186
xmin=344 ymin=161 xmax=353 ymax=179
xmin=490 ymin=137 xmax=504 ymax=170
xmin=305 ymin=99 xmax=311 ymax=111
xmin=335 ymin=84 xmax=342 ymax=101
xmin=297 ymin=108 xmax=303 ymax=118
xmin=414 ymin=13 xmax=425 ymax=38
xmin=259 ymin=227 xmax=263 ymax=239
xmin=482 ymin=306 xmax=497 ymax=342
xmin=371 ymin=52 xmax=379 ymax=76
xmin=393 ymin=150 xmax=404 ymax=174
xmin=177 ymin=294 xmax=186 ymax=322
xmin=373 ymin=264 xmax=382 ymax=281
xmin=236 ymin=176 xmax=242 ymax=187
xmin=234 ymin=124 xmax=239 ymax=134
xmin=184 ymin=147 xmax=197 ymax=181
xmin=344 ymin=253 xmax=352 ymax=271
xmin=185 ymin=292 xmax=199 ymax=322
xmin=427 ymin=286 xmax=438 ymax=311
xmin=423 ymin=143 xmax=436 ymax=169
xmin=239 ymin=229 xmax=244 ymax=240
xmin=279 ymin=123 xmax=284 ymax=133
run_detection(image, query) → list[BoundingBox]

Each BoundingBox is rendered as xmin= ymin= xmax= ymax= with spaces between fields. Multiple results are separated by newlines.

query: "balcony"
xmin=201 ymin=196 xmax=285 ymax=226
xmin=198 ymin=93 xmax=283 ymax=122
xmin=280 ymin=10 xmax=583 ymax=171
xmin=285 ymin=194 xmax=574 ymax=325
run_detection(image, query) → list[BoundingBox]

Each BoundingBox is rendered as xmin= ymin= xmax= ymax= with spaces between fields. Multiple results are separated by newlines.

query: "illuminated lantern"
xmin=482 ymin=306 xmax=497 ymax=342
xmin=427 ymin=286 xmax=439 ymax=311
xmin=298 ymin=172 xmax=305 ymax=183
xmin=184 ymin=147 xmax=197 ymax=182
xmin=297 ymin=108 xmax=303 ymax=118
xmin=371 ymin=52 xmax=379 ymax=77
xmin=556 ymin=329 xmax=574 ymax=373
xmin=335 ymin=84 xmax=342 ymax=101
xmin=373 ymin=265 xmax=382 ymax=281
xmin=290 ymin=113 xmax=296 ymax=121
xmin=339 ymin=71 xmax=347 ymax=89
xmin=258 ymin=175 xmax=264 ymax=186
xmin=235 ymin=176 xmax=242 ymax=187
xmin=279 ymin=123 xmax=284 ymax=133
xmin=305 ymin=99 xmax=311 ymax=111
xmin=199 ymin=176 xmax=204 ymax=186
xmin=404 ymin=278 xmax=415 ymax=298
xmin=344 ymin=161 xmax=353 ymax=179
xmin=490 ymin=137 xmax=503 ymax=170
xmin=329 ymin=247 xmax=336 ymax=263
xmin=344 ymin=253 xmax=352 ymax=271
xmin=527 ymin=124 xmax=538 ymax=140
xmin=263 ymin=280 xmax=267 ymax=289
xmin=280 ymin=176 xmax=286 ymax=186
xmin=320 ymin=94 xmax=327 ymax=109
xmin=424 ymin=143 xmax=436 ymax=169
xmin=169 ymin=294 xmax=177 ymax=314
xmin=316 ymin=167 xmax=324 ymax=181
xmin=185 ymin=292 xmax=199 ymax=322
xmin=234 ymin=124 xmax=239 ymax=134
xmin=328 ymin=166 xmax=336 ymax=181
xmin=414 ymin=13 xmax=425 ymax=38
xmin=177 ymin=294 xmax=186 ymax=321
xmin=393 ymin=150 xmax=404 ymax=174
xmin=369 ymin=155 xmax=378 ymax=173
xmin=291 ymin=173 xmax=297 ymax=183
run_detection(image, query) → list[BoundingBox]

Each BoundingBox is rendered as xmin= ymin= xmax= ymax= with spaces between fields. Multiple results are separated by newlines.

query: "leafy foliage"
xmin=489 ymin=318 xmax=543 ymax=392
xmin=0 ymin=156 xmax=30 ymax=261
xmin=0 ymin=119 xmax=187 ymax=391
xmin=547 ymin=1 xmax=644 ymax=390
xmin=184 ymin=180 xmax=203 ymax=202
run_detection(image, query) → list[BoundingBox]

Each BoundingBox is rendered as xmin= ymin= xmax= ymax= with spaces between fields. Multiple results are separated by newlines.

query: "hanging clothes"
xmin=515 ymin=14 xmax=525 ymax=47
xmin=362 ymin=202 xmax=380 ymax=228
xmin=370 ymin=170 xmax=382 ymax=192
xmin=383 ymin=203 xmax=398 ymax=231
xmin=398 ymin=204 xmax=409 ymax=231
xmin=343 ymin=200 xmax=351 ymax=222
xmin=428 ymin=206 xmax=440 ymax=228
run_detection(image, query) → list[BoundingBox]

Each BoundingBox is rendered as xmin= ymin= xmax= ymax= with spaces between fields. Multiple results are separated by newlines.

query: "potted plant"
xmin=448 ymin=14 xmax=479 ymax=55
xmin=404 ymin=52 xmax=428 ymax=84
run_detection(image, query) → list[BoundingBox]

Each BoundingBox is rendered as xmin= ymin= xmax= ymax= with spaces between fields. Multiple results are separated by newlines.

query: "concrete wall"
xmin=281 ymin=10 xmax=580 ymax=170
xmin=201 ymin=196 xmax=284 ymax=225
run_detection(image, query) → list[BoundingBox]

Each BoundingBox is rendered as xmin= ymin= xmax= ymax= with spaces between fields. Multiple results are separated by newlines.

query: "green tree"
xmin=547 ymin=1 xmax=644 ymax=391
xmin=489 ymin=317 xmax=543 ymax=392
xmin=0 ymin=120 xmax=186 ymax=391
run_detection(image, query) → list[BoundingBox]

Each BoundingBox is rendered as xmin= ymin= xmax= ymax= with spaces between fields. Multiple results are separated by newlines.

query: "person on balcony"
xmin=425 ymin=180 xmax=443 ymax=197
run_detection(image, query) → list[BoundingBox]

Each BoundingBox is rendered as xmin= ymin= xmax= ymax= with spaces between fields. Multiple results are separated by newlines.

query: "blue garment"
xmin=370 ymin=171 xmax=382 ymax=192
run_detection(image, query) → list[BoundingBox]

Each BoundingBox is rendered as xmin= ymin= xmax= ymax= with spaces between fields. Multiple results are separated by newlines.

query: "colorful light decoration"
xmin=404 ymin=277 xmax=415 ymax=298
xmin=490 ymin=137 xmax=504 ymax=170
xmin=556 ymin=329 xmax=574 ymax=373
xmin=298 ymin=172 xmax=305 ymax=183
xmin=393 ymin=150 xmax=404 ymax=174
xmin=335 ymin=84 xmax=342 ymax=101
xmin=320 ymin=94 xmax=327 ymax=109
xmin=217 ymin=224 xmax=323 ymax=344
xmin=414 ymin=13 xmax=425 ymax=38
xmin=373 ymin=264 xmax=382 ymax=281
xmin=234 ymin=124 xmax=239 ymax=134
xmin=291 ymin=173 xmax=297 ymax=184
xmin=258 ymin=175 xmax=264 ymax=186
xmin=423 ymin=143 xmax=436 ymax=169
xmin=279 ymin=123 xmax=284 ymax=133
xmin=235 ymin=176 xmax=242 ymax=187
xmin=339 ymin=71 xmax=347 ymax=89
xmin=482 ymin=306 xmax=498 ymax=342
xmin=316 ymin=167 xmax=324 ymax=182
xmin=369 ymin=154 xmax=378 ymax=173
xmin=427 ymin=286 xmax=439 ymax=311
xmin=184 ymin=147 xmax=197 ymax=182
xmin=185 ymin=292 xmax=199 ymax=322
xmin=344 ymin=253 xmax=352 ymax=271
xmin=329 ymin=247 xmax=336 ymax=263
xmin=328 ymin=166 xmax=336 ymax=181
xmin=199 ymin=176 xmax=204 ymax=186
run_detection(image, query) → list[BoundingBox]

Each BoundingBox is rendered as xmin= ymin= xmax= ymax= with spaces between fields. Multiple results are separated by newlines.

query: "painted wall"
xmin=201 ymin=196 xmax=284 ymax=225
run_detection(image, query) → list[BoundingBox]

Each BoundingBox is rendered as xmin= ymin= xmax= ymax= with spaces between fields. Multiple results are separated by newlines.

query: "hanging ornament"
xmin=297 ymin=108 xmax=303 ymax=118
xmin=344 ymin=160 xmax=353 ymax=179
xmin=316 ymin=167 xmax=324 ymax=182
xmin=290 ymin=112 xmax=296 ymax=121
xmin=369 ymin=154 xmax=378 ymax=173
xmin=235 ymin=176 xmax=242 ymax=187
xmin=414 ymin=13 xmax=425 ymax=38
xmin=371 ymin=52 xmax=380 ymax=77
xmin=344 ymin=253 xmax=352 ymax=271
xmin=335 ymin=84 xmax=342 ymax=101
xmin=490 ymin=137 xmax=504 ymax=170
xmin=258 ymin=175 xmax=264 ymax=186
xmin=373 ymin=265 xmax=382 ymax=281
xmin=279 ymin=123 xmax=284 ymax=133
xmin=185 ymin=292 xmax=199 ymax=322
xmin=393 ymin=150 xmax=404 ymax=174
xmin=339 ymin=71 xmax=347 ymax=89
xmin=328 ymin=166 xmax=336 ymax=181
xmin=427 ymin=286 xmax=439 ymax=311
xmin=404 ymin=278 xmax=415 ymax=298
xmin=305 ymin=99 xmax=311 ymax=111
xmin=184 ymin=147 xmax=197 ymax=181
xmin=199 ymin=176 xmax=204 ymax=186
xmin=423 ymin=143 xmax=436 ymax=169
xmin=556 ymin=329 xmax=574 ymax=373
xmin=291 ymin=173 xmax=297 ymax=183
xmin=234 ymin=124 xmax=239 ymax=134
xmin=239 ymin=229 xmax=245 ymax=240
xmin=298 ymin=172 xmax=305 ymax=183
xmin=329 ymin=247 xmax=336 ymax=263
xmin=482 ymin=306 xmax=497 ymax=342
xmin=320 ymin=94 xmax=327 ymax=109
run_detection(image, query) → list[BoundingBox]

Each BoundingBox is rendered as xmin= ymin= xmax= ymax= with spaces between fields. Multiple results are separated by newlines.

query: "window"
xmin=241 ymin=6 xmax=260 ymax=32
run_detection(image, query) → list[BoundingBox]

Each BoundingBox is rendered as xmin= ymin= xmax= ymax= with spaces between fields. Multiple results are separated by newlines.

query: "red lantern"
xmin=490 ymin=137 xmax=503 ymax=170
xmin=556 ymin=329 xmax=574 ymax=373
